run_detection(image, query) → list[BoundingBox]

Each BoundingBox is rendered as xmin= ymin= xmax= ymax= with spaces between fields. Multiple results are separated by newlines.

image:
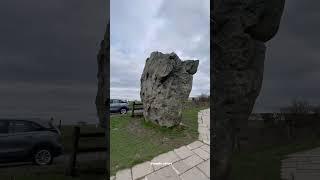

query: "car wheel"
xmin=32 ymin=148 xmax=53 ymax=165
xmin=120 ymin=108 xmax=127 ymax=114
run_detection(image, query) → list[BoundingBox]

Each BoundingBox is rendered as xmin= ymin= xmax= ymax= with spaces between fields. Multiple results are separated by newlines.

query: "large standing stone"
xmin=140 ymin=52 xmax=199 ymax=127
xmin=95 ymin=22 xmax=110 ymax=177
xmin=95 ymin=23 xmax=109 ymax=128
xmin=213 ymin=0 xmax=285 ymax=179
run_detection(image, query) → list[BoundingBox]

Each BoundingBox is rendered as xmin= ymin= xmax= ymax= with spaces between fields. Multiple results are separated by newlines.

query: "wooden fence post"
xmin=66 ymin=126 xmax=80 ymax=176
xmin=132 ymin=101 xmax=135 ymax=117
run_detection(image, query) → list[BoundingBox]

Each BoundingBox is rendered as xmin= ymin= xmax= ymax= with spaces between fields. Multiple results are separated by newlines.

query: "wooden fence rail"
xmin=131 ymin=102 xmax=144 ymax=117
xmin=65 ymin=126 xmax=105 ymax=176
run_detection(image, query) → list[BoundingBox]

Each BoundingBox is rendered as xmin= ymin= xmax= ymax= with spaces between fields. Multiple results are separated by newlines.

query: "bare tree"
xmin=198 ymin=93 xmax=210 ymax=102
xmin=280 ymin=98 xmax=313 ymax=114
xmin=280 ymin=98 xmax=313 ymax=141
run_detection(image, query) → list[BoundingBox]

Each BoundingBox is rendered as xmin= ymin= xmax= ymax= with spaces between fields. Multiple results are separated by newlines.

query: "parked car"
xmin=0 ymin=118 xmax=63 ymax=165
xmin=110 ymin=99 xmax=129 ymax=114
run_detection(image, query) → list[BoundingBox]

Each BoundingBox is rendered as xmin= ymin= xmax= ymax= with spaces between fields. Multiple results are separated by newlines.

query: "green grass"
xmin=231 ymin=137 xmax=320 ymax=180
xmin=110 ymin=106 xmax=207 ymax=175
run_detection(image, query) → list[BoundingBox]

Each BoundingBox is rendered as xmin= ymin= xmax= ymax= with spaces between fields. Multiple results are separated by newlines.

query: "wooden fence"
xmin=131 ymin=102 xmax=144 ymax=117
xmin=65 ymin=126 xmax=106 ymax=176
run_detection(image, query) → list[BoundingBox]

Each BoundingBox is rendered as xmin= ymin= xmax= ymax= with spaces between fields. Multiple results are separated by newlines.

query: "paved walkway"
xmin=281 ymin=147 xmax=320 ymax=180
xmin=111 ymin=109 xmax=210 ymax=180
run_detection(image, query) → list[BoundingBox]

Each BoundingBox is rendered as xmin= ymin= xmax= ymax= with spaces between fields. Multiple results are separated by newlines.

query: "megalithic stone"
xmin=95 ymin=22 xmax=109 ymax=128
xmin=96 ymin=22 xmax=110 ymax=177
xmin=95 ymin=0 xmax=110 ymax=177
xmin=140 ymin=52 xmax=199 ymax=127
xmin=213 ymin=0 xmax=285 ymax=179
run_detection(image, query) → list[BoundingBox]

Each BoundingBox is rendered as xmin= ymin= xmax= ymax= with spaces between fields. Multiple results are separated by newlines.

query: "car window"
xmin=0 ymin=121 xmax=8 ymax=134
xmin=30 ymin=122 xmax=43 ymax=130
xmin=8 ymin=121 xmax=41 ymax=133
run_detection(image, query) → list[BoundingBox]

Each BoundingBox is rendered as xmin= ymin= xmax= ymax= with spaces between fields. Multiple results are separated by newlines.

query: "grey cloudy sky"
xmin=253 ymin=0 xmax=320 ymax=112
xmin=0 ymin=0 xmax=106 ymax=124
xmin=0 ymin=0 xmax=319 ymax=123
xmin=110 ymin=0 xmax=210 ymax=100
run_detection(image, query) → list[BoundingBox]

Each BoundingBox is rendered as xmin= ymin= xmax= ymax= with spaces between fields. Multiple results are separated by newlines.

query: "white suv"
xmin=110 ymin=99 xmax=129 ymax=114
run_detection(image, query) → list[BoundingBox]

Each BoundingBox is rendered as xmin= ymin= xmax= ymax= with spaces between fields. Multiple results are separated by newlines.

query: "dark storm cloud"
xmin=254 ymin=0 xmax=320 ymax=112
xmin=0 ymin=0 xmax=107 ymax=124
xmin=0 ymin=0 xmax=106 ymax=83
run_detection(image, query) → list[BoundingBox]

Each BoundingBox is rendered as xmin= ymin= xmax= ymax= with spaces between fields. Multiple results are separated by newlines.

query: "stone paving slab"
xmin=198 ymin=109 xmax=210 ymax=144
xmin=174 ymin=146 xmax=194 ymax=159
xmin=145 ymin=166 xmax=180 ymax=180
xmin=197 ymin=160 xmax=210 ymax=178
xmin=112 ymin=109 xmax=210 ymax=180
xmin=132 ymin=161 xmax=153 ymax=180
xmin=182 ymin=154 xmax=204 ymax=167
xmin=281 ymin=147 xmax=320 ymax=180
xmin=179 ymin=167 xmax=209 ymax=180
xmin=200 ymin=144 xmax=210 ymax=153
xmin=151 ymin=151 xmax=181 ymax=170
xmin=187 ymin=141 xmax=204 ymax=150
xmin=192 ymin=147 xmax=210 ymax=160
xmin=172 ymin=160 xmax=191 ymax=175
xmin=288 ymin=148 xmax=320 ymax=156
xmin=116 ymin=168 xmax=132 ymax=180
